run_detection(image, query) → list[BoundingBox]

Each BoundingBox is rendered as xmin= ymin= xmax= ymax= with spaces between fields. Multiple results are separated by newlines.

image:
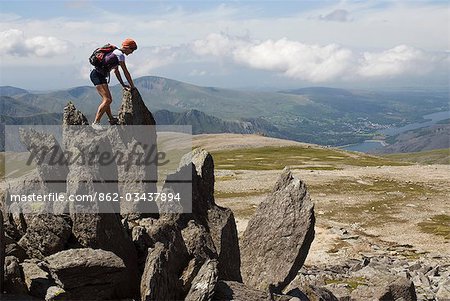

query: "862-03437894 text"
xmin=8 ymin=192 xmax=181 ymax=203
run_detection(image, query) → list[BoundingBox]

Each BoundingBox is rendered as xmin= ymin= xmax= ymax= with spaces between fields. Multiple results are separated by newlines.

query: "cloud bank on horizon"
xmin=0 ymin=0 xmax=448 ymax=90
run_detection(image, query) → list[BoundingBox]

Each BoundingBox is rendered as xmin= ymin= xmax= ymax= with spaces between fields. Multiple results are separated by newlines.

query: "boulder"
xmin=213 ymin=280 xmax=270 ymax=300
xmin=181 ymin=220 xmax=217 ymax=260
xmin=350 ymin=276 xmax=417 ymax=301
xmin=70 ymin=213 xmax=139 ymax=298
xmin=21 ymin=259 xmax=54 ymax=298
xmin=18 ymin=214 xmax=71 ymax=260
xmin=3 ymin=256 xmax=28 ymax=294
xmin=45 ymin=248 xmax=126 ymax=300
xmin=240 ymin=167 xmax=315 ymax=292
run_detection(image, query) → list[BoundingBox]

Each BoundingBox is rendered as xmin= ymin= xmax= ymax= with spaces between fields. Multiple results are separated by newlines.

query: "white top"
xmin=113 ymin=49 xmax=125 ymax=62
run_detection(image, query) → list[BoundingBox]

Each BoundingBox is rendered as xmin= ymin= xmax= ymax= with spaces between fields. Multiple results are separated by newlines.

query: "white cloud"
xmin=192 ymin=33 xmax=249 ymax=57
xmin=357 ymin=45 xmax=438 ymax=78
xmin=191 ymin=33 xmax=447 ymax=82
xmin=0 ymin=2 xmax=447 ymax=88
xmin=78 ymin=63 xmax=91 ymax=80
xmin=233 ymin=39 xmax=353 ymax=82
xmin=129 ymin=46 xmax=182 ymax=77
xmin=1 ymin=29 xmax=69 ymax=57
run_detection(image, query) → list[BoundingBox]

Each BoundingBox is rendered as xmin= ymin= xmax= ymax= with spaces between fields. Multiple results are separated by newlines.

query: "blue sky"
xmin=0 ymin=0 xmax=448 ymax=90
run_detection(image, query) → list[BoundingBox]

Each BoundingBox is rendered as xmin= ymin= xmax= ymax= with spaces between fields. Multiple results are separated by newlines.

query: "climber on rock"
xmin=89 ymin=38 xmax=138 ymax=129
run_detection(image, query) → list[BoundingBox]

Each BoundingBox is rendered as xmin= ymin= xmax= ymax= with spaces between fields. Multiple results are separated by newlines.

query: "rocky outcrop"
xmin=140 ymin=240 xmax=187 ymax=301
xmin=63 ymin=101 xmax=88 ymax=126
xmin=138 ymin=216 xmax=216 ymax=300
xmin=138 ymin=148 xmax=241 ymax=300
xmin=163 ymin=149 xmax=242 ymax=282
xmin=110 ymin=88 xmax=159 ymax=218
xmin=350 ymin=277 xmax=416 ymax=301
xmin=349 ymin=266 xmax=417 ymax=301
xmin=285 ymin=252 xmax=446 ymax=301
xmin=240 ymin=167 xmax=315 ymax=292
xmin=118 ymin=88 xmax=156 ymax=126
xmin=62 ymin=103 xmax=140 ymax=297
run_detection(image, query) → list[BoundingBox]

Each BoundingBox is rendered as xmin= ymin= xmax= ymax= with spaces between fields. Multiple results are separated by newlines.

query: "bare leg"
xmin=94 ymin=84 xmax=114 ymax=123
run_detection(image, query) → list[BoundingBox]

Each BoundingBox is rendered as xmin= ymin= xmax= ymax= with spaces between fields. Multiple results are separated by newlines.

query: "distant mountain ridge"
xmin=1 ymin=76 xmax=448 ymax=146
xmin=0 ymin=86 xmax=28 ymax=97
xmin=0 ymin=96 xmax=278 ymax=137
xmin=377 ymin=120 xmax=450 ymax=154
xmin=154 ymin=109 xmax=282 ymax=136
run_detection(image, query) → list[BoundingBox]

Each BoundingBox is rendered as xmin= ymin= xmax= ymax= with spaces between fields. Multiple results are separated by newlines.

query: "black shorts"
xmin=90 ymin=69 xmax=108 ymax=86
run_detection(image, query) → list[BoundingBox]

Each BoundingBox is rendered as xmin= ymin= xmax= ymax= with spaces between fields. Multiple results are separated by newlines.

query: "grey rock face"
xmin=185 ymin=259 xmax=219 ymax=301
xmin=118 ymin=88 xmax=156 ymax=126
xmin=240 ymin=167 xmax=315 ymax=292
xmin=138 ymin=217 xmax=218 ymax=300
xmin=45 ymin=248 xmax=126 ymax=300
xmin=18 ymin=214 xmax=71 ymax=259
xmin=163 ymin=148 xmax=242 ymax=282
xmin=21 ymin=259 xmax=54 ymax=298
xmin=139 ymin=148 xmax=241 ymax=300
xmin=181 ymin=220 xmax=217 ymax=261
xmin=70 ymin=213 xmax=139 ymax=298
xmin=106 ymin=129 xmax=158 ymax=218
xmin=140 ymin=238 xmax=188 ymax=301
xmin=115 ymin=88 xmax=158 ymax=218
xmin=436 ymin=280 xmax=450 ymax=301
xmin=213 ymin=280 xmax=270 ymax=301
xmin=63 ymin=101 xmax=88 ymax=125
xmin=3 ymin=256 xmax=28 ymax=294
xmin=387 ymin=277 xmax=417 ymax=301
xmin=5 ymin=235 xmax=28 ymax=261
xmin=18 ymin=128 xmax=69 ymax=194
